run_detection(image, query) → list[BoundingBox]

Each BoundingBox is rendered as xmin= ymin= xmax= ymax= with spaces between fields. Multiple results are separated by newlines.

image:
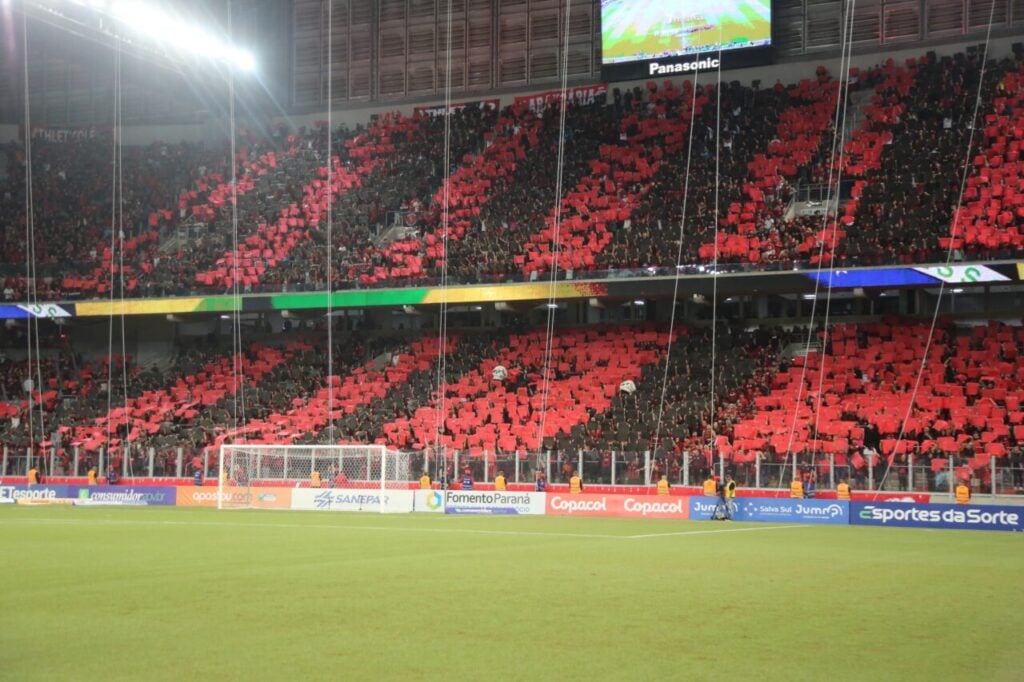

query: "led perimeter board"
xmin=600 ymin=0 xmax=773 ymax=82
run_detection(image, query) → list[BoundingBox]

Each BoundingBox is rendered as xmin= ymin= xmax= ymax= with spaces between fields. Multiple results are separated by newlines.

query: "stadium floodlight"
xmin=108 ymin=0 xmax=256 ymax=72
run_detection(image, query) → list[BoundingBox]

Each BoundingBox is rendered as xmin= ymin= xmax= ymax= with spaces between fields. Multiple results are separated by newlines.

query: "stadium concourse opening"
xmin=2 ymin=0 xmax=1024 ymax=678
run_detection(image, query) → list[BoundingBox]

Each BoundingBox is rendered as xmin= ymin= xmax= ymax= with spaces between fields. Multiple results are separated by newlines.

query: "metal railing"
xmin=4 ymin=445 xmax=1022 ymax=502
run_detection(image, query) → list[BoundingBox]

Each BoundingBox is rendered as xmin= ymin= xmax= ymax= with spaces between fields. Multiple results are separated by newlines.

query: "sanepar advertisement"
xmin=601 ymin=0 xmax=773 ymax=81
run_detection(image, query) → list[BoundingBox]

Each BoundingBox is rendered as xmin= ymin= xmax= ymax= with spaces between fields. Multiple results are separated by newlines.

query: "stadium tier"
xmin=2 ymin=49 xmax=1023 ymax=300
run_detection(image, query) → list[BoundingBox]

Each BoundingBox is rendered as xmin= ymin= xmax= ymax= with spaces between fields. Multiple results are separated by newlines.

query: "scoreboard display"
xmin=601 ymin=0 xmax=773 ymax=81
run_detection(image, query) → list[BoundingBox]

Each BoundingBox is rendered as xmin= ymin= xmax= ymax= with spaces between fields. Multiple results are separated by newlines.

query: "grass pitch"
xmin=1 ymin=507 xmax=1021 ymax=682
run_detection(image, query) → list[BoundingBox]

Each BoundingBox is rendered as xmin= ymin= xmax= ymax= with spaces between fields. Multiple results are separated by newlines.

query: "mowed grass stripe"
xmin=1 ymin=507 xmax=1022 ymax=682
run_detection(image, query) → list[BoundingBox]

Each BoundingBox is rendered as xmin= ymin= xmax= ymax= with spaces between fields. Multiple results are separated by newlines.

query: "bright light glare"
xmin=110 ymin=1 xmax=255 ymax=72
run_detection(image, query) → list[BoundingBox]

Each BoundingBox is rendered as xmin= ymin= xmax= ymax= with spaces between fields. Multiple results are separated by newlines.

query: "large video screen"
xmin=601 ymin=0 xmax=772 ymax=80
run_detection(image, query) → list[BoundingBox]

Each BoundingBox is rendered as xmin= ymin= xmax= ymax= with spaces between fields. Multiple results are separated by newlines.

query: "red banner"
xmin=514 ymin=84 xmax=608 ymax=113
xmin=413 ymin=99 xmax=499 ymax=117
xmin=546 ymin=493 xmax=689 ymax=519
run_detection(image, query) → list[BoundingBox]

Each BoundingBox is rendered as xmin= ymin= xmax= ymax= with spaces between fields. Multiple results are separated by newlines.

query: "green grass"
xmin=1 ymin=507 xmax=1022 ymax=681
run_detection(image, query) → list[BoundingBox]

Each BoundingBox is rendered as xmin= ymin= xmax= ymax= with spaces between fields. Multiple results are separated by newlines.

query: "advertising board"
xmin=443 ymin=490 xmax=546 ymax=515
xmin=291 ymin=488 xmax=413 ymax=513
xmin=0 ymin=485 xmax=71 ymax=502
xmin=689 ymin=497 xmax=849 ymax=524
xmin=850 ymin=502 xmax=1024 ymax=532
xmin=545 ymin=493 xmax=689 ymax=519
xmin=176 ymin=486 xmax=294 ymax=509
xmin=414 ymin=489 xmax=445 ymax=514
xmin=71 ymin=485 xmax=177 ymax=506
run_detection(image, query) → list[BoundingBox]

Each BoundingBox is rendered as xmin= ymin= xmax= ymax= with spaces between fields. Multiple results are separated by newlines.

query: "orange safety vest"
xmin=495 ymin=475 xmax=507 ymax=491
xmin=27 ymin=468 xmax=39 ymax=485
xmin=836 ymin=483 xmax=851 ymax=500
xmin=87 ymin=468 xmax=97 ymax=485
xmin=703 ymin=479 xmax=717 ymax=496
xmin=955 ymin=484 xmax=970 ymax=504
xmin=420 ymin=475 xmax=431 ymax=489
xmin=569 ymin=475 xmax=583 ymax=494
xmin=656 ymin=478 xmax=670 ymax=496
xmin=310 ymin=471 xmax=321 ymax=488
xmin=790 ymin=479 xmax=804 ymax=498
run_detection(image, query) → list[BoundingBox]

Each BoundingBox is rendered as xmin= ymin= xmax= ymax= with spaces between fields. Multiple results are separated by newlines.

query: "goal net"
xmin=217 ymin=445 xmax=417 ymax=513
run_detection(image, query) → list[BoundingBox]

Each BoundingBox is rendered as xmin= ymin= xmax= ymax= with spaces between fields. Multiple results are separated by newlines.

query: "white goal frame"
xmin=217 ymin=444 xmax=415 ymax=512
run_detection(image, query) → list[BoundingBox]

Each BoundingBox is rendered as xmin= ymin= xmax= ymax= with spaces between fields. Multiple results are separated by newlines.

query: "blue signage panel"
xmin=804 ymin=269 xmax=936 ymax=289
xmin=689 ymin=496 xmax=848 ymax=524
xmin=850 ymin=502 xmax=1024 ymax=532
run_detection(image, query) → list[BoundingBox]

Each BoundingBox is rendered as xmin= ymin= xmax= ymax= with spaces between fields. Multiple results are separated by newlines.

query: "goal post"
xmin=217 ymin=444 xmax=418 ymax=512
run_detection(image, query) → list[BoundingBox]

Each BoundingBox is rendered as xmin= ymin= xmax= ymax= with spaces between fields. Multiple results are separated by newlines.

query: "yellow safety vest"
xmin=656 ymin=479 xmax=670 ymax=496
xmin=569 ymin=476 xmax=583 ymax=494
xmin=955 ymin=484 xmax=970 ymax=504
xmin=495 ymin=475 xmax=507 ymax=491
xmin=790 ymin=480 xmax=804 ymax=498
xmin=836 ymin=483 xmax=851 ymax=500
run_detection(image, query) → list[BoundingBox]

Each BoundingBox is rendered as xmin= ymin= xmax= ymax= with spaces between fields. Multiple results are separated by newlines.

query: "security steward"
xmin=836 ymin=477 xmax=851 ymax=501
xmin=703 ymin=474 xmax=718 ymax=497
xmin=790 ymin=475 xmax=804 ymax=499
xmin=955 ymin=478 xmax=971 ymax=505
xmin=495 ymin=470 xmax=507 ymax=491
xmin=656 ymin=474 xmax=671 ymax=496
xmin=569 ymin=470 xmax=583 ymax=494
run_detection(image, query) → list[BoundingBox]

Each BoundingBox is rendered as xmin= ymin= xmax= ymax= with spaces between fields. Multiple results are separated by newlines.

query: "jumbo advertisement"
xmin=689 ymin=497 xmax=849 ymax=524
xmin=546 ymin=493 xmax=689 ymax=519
xmin=443 ymin=490 xmax=546 ymax=515
xmin=175 ymin=486 xmax=293 ymax=509
xmin=850 ymin=502 xmax=1024 ymax=532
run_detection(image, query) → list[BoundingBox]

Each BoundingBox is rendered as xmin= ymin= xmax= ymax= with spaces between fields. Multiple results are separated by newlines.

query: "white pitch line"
xmin=2 ymin=515 xmax=810 ymax=541
xmin=628 ymin=524 xmax=807 ymax=539
xmin=1 ymin=515 xmax=623 ymax=540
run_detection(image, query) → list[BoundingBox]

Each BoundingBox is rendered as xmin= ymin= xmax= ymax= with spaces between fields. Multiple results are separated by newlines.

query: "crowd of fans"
xmin=1 ymin=315 xmax=1022 ymax=494
xmin=2 ymin=49 xmax=1023 ymax=298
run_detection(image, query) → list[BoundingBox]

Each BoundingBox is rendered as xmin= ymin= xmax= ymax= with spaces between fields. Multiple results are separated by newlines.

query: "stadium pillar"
xmin=123 ymin=448 xmax=130 ymax=478
xmin=644 ymin=451 xmax=651 ymax=485
xmin=754 ymin=452 xmax=760 ymax=489
xmin=578 ymin=451 xmax=583 ymax=482
xmin=1 ymin=445 xmax=7 ymax=477
xmin=483 ymin=452 xmax=489 ymax=482
xmin=949 ymin=456 xmax=955 ymax=500
xmin=49 ymin=449 xmax=56 ymax=476
xmin=719 ymin=453 xmax=725 ymax=480
xmin=148 ymin=448 xmax=155 ymax=477
xmin=203 ymin=454 xmax=209 ymax=480
xmin=176 ymin=448 xmax=183 ymax=478
xmin=611 ymin=452 xmax=617 ymax=485
xmin=454 ymin=451 xmax=460 ymax=480
xmin=991 ymin=455 xmax=997 ymax=497
xmin=908 ymin=453 xmax=914 ymax=491
xmin=72 ymin=446 xmax=79 ymax=476
xmin=515 ymin=455 xmax=520 ymax=483
xmin=829 ymin=453 xmax=835 ymax=489
xmin=98 ymin=448 xmax=105 ymax=478
xmin=868 ymin=458 xmax=874 ymax=490
xmin=682 ymin=452 xmax=689 ymax=487
xmin=545 ymin=450 xmax=552 ymax=482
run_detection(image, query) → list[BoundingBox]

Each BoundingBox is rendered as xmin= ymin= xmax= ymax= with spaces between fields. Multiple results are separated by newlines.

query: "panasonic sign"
xmin=649 ymin=57 xmax=721 ymax=76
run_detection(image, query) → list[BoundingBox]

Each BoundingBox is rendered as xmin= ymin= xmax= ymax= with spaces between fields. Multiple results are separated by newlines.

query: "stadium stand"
xmin=724 ymin=319 xmax=1024 ymax=489
xmin=3 ymin=50 xmax=1024 ymax=298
